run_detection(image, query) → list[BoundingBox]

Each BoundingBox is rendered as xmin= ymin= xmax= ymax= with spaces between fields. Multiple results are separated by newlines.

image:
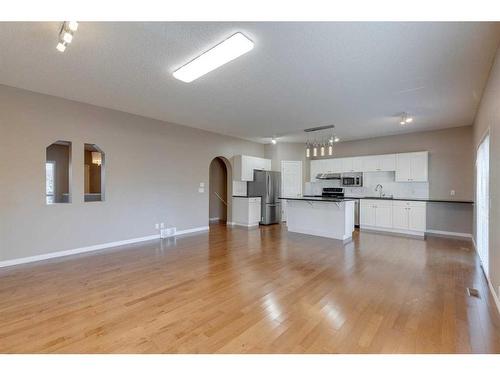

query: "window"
xmin=46 ymin=141 xmax=71 ymax=204
xmin=84 ymin=144 xmax=105 ymax=202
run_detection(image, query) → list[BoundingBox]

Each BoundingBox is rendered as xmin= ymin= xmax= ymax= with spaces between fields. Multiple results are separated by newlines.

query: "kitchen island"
xmin=279 ymin=196 xmax=355 ymax=241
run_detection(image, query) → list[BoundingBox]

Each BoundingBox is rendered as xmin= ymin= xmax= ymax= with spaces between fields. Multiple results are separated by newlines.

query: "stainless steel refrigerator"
xmin=247 ymin=170 xmax=281 ymax=225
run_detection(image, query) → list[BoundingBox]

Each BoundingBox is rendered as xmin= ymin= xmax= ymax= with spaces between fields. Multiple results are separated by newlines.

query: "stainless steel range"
xmin=321 ymin=187 xmax=345 ymax=198
xmin=322 ymin=187 xmax=360 ymax=227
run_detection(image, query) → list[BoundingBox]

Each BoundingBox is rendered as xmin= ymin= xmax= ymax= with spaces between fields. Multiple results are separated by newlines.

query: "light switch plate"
xmin=450 ymin=190 xmax=456 ymax=196
xmin=200 ymin=182 xmax=205 ymax=187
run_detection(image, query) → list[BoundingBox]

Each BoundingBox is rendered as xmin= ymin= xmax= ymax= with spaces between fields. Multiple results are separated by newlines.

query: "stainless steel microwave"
xmin=341 ymin=173 xmax=363 ymax=187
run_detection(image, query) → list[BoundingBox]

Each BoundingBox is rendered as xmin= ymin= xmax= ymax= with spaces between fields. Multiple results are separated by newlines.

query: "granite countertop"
xmin=279 ymin=196 xmax=356 ymax=203
xmin=344 ymin=196 xmax=474 ymax=204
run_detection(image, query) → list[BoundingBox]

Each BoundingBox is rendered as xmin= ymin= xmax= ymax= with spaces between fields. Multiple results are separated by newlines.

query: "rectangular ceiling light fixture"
xmin=173 ymin=32 xmax=254 ymax=83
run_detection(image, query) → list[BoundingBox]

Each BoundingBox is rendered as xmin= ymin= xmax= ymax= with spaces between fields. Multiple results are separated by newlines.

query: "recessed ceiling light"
xmin=271 ymin=137 xmax=277 ymax=145
xmin=173 ymin=32 xmax=254 ymax=83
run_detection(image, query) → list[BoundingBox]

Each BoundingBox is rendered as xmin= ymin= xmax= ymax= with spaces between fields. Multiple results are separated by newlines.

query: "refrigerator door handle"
xmin=267 ymin=174 xmax=271 ymax=200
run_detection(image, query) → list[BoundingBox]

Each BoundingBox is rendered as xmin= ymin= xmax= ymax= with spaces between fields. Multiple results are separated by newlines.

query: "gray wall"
xmin=473 ymin=45 xmax=500 ymax=300
xmin=308 ymin=126 xmax=474 ymax=234
xmin=0 ymin=85 xmax=264 ymax=262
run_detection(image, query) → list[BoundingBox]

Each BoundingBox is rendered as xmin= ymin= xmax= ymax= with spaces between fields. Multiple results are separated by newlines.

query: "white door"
xmin=476 ymin=134 xmax=490 ymax=276
xmin=392 ymin=206 xmax=409 ymax=229
xmin=281 ymin=161 xmax=303 ymax=222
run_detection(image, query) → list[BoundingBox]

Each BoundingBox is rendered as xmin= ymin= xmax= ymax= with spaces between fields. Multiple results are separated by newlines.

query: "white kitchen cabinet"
xmin=233 ymin=155 xmax=272 ymax=181
xmin=375 ymin=202 xmax=393 ymax=228
xmin=361 ymin=199 xmax=426 ymax=237
xmin=362 ymin=154 xmax=396 ymax=172
xmin=395 ymin=152 xmax=428 ymax=182
xmin=392 ymin=201 xmax=426 ymax=232
xmin=378 ymin=154 xmax=396 ymax=171
xmin=360 ymin=201 xmax=376 ymax=226
xmin=360 ymin=200 xmax=392 ymax=228
xmin=408 ymin=205 xmax=426 ymax=232
xmin=232 ymin=197 xmax=261 ymax=227
xmin=392 ymin=205 xmax=409 ymax=230
xmin=362 ymin=157 xmax=379 ymax=172
xmin=341 ymin=158 xmax=353 ymax=173
xmin=310 ymin=159 xmax=326 ymax=181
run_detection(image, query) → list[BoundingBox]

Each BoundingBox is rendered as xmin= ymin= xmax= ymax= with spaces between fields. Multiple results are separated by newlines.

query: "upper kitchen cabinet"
xmin=233 ymin=155 xmax=272 ymax=181
xmin=310 ymin=159 xmax=328 ymax=181
xmin=340 ymin=157 xmax=364 ymax=173
xmin=363 ymin=154 xmax=396 ymax=172
xmin=395 ymin=152 xmax=428 ymax=182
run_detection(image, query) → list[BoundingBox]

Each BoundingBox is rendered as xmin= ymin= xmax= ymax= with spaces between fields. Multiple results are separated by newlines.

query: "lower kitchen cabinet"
xmin=360 ymin=199 xmax=426 ymax=237
xmin=232 ymin=197 xmax=261 ymax=227
xmin=360 ymin=200 xmax=393 ymax=228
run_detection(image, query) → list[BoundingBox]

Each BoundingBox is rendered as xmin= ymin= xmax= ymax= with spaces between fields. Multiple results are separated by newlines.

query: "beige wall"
xmin=0 ymin=85 xmax=264 ymax=262
xmin=308 ymin=126 xmax=475 ymax=234
xmin=473 ymin=46 xmax=500 ymax=301
xmin=209 ymin=157 xmax=227 ymax=221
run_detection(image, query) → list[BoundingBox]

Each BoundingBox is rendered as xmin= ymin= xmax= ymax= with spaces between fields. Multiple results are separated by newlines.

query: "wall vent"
xmin=467 ymin=288 xmax=480 ymax=298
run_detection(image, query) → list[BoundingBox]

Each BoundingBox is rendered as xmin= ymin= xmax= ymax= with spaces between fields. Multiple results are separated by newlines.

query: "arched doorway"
xmin=209 ymin=157 xmax=231 ymax=226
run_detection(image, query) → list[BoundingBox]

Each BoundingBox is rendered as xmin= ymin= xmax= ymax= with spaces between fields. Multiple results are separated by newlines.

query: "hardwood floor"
xmin=1 ymin=223 xmax=499 ymax=353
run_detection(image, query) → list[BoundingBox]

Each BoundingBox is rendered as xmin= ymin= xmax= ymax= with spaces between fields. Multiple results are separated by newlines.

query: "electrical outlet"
xmin=160 ymin=223 xmax=165 ymax=229
xmin=198 ymin=187 xmax=205 ymax=193
xmin=155 ymin=223 xmax=160 ymax=230
xmin=450 ymin=190 xmax=456 ymax=196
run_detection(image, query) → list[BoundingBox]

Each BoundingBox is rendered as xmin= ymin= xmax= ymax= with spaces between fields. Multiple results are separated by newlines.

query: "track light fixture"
xmin=400 ymin=112 xmax=413 ymax=126
xmin=56 ymin=21 xmax=78 ymax=53
xmin=304 ymin=125 xmax=339 ymax=158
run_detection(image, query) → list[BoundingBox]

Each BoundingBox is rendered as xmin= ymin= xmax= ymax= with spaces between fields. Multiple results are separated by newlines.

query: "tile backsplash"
xmin=305 ymin=171 xmax=429 ymax=199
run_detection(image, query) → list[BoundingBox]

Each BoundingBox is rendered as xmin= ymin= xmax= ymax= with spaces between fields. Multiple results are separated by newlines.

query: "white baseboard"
xmin=0 ymin=226 xmax=209 ymax=268
xmin=470 ymin=237 xmax=500 ymax=316
xmin=175 ymin=226 xmax=209 ymax=236
xmin=486 ymin=275 xmax=500 ymax=316
xmin=360 ymin=225 xmax=425 ymax=238
xmin=426 ymin=229 xmax=472 ymax=239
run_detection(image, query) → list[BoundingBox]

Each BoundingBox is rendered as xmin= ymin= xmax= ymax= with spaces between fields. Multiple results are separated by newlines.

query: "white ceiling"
xmin=1 ymin=22 xmax=499 ymax=143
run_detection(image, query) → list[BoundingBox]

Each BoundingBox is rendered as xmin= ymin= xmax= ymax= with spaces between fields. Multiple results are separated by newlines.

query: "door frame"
xmin=475 ymin=128 xmax=490 ymax=277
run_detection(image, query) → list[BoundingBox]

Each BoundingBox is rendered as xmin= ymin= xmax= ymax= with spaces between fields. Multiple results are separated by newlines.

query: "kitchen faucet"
xmin=375 ymin=184 xmax=383 ymax=197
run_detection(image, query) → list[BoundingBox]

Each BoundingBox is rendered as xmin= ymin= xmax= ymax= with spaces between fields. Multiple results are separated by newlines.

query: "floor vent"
xmin=467 ymin=288 xmax=480 ymax=298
